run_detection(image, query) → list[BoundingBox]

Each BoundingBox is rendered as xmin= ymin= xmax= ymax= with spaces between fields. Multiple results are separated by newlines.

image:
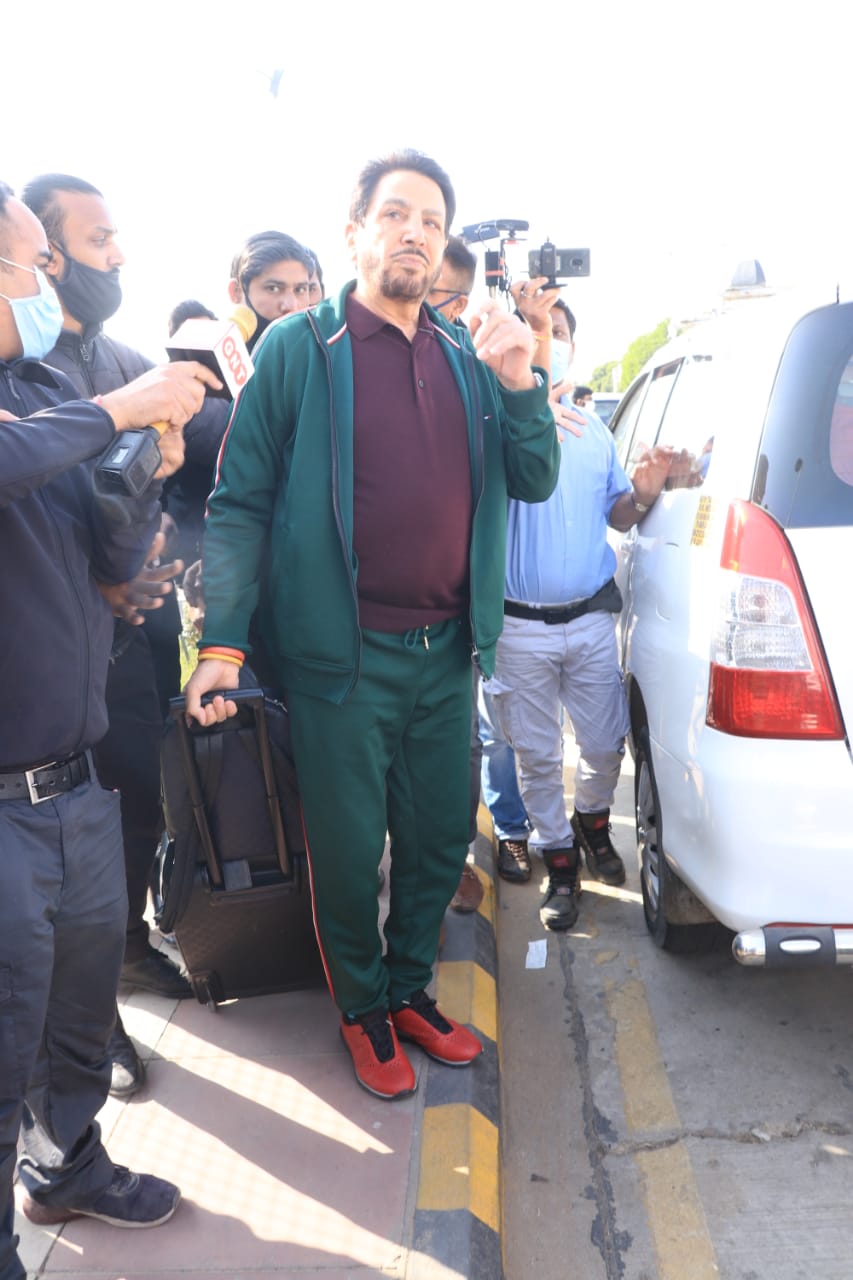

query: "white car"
xmin=591 ymin=392 xmax=621 ymax=428
xmin=609 ymin=290 xmax=853 ymax=967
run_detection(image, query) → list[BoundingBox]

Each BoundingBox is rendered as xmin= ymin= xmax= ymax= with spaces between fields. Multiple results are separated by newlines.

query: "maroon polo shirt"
xmin=347 ymin=293 xmax=472 ymax=632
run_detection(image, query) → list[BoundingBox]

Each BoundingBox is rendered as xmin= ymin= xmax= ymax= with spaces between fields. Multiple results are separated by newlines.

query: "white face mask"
xmin=0 ymin=257 xmax=64 ymax=359
xmin=550 ymin=338 xmax=574 ymax=387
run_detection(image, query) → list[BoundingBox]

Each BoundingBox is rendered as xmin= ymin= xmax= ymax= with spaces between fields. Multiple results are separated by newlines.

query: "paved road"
xmin=497 ymin=741 xmax=853 ymax=1280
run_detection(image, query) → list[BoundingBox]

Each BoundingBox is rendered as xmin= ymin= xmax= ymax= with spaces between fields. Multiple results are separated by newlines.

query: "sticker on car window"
xmin=691 ymin=496 xmax=713 ymax=546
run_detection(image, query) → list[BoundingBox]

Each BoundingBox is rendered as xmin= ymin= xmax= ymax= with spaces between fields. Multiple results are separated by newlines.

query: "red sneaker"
xmin=392 ymin=990 xmax=483 ymax=1066
xmin=340 ymin=1009 xmax=417 ymax=1100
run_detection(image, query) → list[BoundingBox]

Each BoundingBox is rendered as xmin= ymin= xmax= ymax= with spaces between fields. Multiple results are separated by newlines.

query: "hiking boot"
xmin=496 ymin=838 xmax=532 ymax=883
xmin=539 ymin=847 xmax=582 ymax=931
xmin=109 ymin=1011 xmax=145 ymax=1099
xmin=392 ymin=989 xmax=483 ymax=1066
xmin=340 ymin=1008 xmax=416 ymax=1100
xmin=22 ymin=1166 xmax=180 ymax=1228
xmin=571 ymin=809 xmax=626 ymax=886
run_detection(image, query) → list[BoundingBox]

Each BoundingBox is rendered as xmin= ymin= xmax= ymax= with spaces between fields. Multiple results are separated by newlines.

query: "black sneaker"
xmin=571 ymin=809 xmax=626 ymax=886
xmin=109 ymin=1011 xmax=146 ymax=1099
xmin=539 ymin=848 xmax=582 ymax=931
xmin=120 ymin=948 xmax=193 ymax=999
xmin=22 ymin=1166 xmax=180 ymax=1228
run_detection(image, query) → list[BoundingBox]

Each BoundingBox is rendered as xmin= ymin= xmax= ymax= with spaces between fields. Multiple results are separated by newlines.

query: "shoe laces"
xmin=548 ymin=865 xmax=579 ymax=895
xmin=106 ymin=1166 xmax=138 ymax=1194
xmin=576 ymin=813 xmax=616 ymax=855
xmin=350 ymin=1008 xmax=396 ymax=1063
xmin=399 ymin=989 xmax=453 ymax=1035
xmin=584 ymin=822 xmax=615 ymax=855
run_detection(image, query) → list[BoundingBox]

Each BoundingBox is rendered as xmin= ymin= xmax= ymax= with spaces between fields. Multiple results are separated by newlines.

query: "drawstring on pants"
xmin=403 ymin=626 xmax=431 ymax=651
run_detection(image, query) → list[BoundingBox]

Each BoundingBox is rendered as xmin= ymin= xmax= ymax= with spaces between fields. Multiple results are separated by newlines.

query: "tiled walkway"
xmin=15 ymin=839 xmax=497 ymax=1280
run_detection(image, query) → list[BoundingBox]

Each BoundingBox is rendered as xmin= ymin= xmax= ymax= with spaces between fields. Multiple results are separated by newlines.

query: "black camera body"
xmin=95 ymin=427 xmax=162 ymax=499
xmin=529 ymin=241 xmax=591 ymax=286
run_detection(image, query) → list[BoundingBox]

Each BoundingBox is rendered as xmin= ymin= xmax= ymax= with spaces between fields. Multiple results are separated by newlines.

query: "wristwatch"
xmin=631 ymin=491 xmax=651 ymax=514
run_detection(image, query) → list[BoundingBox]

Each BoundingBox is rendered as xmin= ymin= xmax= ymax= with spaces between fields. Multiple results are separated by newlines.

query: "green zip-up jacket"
xmin=201 ymin=282 xmax=559 ymax=703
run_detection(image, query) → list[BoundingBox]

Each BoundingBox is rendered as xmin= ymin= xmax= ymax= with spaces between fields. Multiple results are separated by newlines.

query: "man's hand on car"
xmin=632 ymin=445 xmax=690 ymax=504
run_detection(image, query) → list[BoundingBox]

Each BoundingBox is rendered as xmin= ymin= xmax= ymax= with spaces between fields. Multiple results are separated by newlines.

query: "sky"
xmin=4 ymin=0 xmax=850 ymax=382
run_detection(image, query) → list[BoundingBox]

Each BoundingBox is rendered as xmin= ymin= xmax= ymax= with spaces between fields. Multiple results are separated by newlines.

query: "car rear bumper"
xmin=733 ymin=926 xmax=853 ymax=967
xmin=650 ymin=729 xmax=853 ymax=930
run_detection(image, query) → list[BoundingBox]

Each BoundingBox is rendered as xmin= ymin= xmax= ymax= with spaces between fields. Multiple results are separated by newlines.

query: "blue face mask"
xmin=0 ymin=257 xmax=64 ymax=359
xmin=431 ymin=291 xmax=463 ymax=311
xmin=550 ymin=338 xmax=574 ymax=388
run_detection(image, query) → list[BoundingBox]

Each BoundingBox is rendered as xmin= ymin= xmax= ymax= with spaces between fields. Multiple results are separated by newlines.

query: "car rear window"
xmin=829 ymin=359 xmax=853 ymax=484
xmin=754 ymin=302 xmax=853 ymax=528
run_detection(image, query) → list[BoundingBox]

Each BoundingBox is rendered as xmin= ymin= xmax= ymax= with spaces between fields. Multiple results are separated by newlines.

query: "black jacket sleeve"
xmin=86 ymin=471 xmax=164 ymax=586
xmin=0 ymin=401 xmax=115 ymax=509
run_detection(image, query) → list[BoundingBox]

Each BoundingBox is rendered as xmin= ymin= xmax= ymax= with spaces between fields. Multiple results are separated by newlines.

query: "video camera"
xmin=460 ymin=220 xmax=590 ymax=295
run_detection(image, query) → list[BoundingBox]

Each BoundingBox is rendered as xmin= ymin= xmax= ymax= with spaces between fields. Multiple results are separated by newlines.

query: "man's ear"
xmin=227 ymin=278 xmax=243 ymax=306
xmin=45 ymin=243 xmax=64 ymax=283
xmin=344 ymin=221 xmax=358 ymax=265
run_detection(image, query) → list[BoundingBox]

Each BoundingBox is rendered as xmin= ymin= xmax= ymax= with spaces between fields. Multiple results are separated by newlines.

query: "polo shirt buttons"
xmin=417 ymin=378 xmax=425 ymax=388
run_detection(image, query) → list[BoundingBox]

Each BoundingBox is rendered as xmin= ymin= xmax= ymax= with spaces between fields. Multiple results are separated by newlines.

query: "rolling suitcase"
xmin=159 ymin=688 xmax=325 ymax=1008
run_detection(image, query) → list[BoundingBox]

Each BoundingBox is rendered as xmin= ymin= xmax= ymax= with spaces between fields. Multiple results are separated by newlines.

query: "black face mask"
xmin=239 ymin=277 xmax=272 ymax=354
xmin=53 ymin=247 xmax=123 ymax=326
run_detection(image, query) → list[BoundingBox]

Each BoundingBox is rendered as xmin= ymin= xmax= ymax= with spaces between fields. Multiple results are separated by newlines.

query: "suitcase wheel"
xmin=192 ymin=973 xmax=222 ymax=1011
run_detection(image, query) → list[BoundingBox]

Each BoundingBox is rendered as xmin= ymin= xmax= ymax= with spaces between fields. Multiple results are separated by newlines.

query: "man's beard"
xmin=379 ymin=264 xmax=432 ymax=301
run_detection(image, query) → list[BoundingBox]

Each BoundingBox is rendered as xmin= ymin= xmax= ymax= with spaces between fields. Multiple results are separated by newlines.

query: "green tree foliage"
xmin=590 ymin=361 xmax=618 ymax=393
xmin=619 ymin=319 xmax=670 ymax=391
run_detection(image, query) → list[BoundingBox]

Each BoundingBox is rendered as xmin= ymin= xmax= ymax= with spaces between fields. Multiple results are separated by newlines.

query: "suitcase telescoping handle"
xmin=169 ymin=689 xmax=292 ymax=886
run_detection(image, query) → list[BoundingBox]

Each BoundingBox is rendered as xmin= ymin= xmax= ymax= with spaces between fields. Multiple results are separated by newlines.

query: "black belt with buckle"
xmin=504 ymin=598 xmax=592 ymax=625
xmin=504 ymin=578 xmax=622 ymax=626
xmin=0 ymin=751 xmax=91 ymax=806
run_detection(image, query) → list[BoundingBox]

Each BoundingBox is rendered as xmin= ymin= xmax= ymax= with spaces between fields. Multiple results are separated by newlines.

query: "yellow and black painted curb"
xmin=411 ymin=818 xmax=502 ymax=1278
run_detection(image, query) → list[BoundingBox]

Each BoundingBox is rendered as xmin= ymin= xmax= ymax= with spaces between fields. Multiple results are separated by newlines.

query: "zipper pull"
xmin=423 ymin=626 xmax=430 ymax=651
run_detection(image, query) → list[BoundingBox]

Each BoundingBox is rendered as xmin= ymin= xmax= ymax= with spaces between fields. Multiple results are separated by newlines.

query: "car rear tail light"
xmin=706 ymin=500 xmax=844 ymax=739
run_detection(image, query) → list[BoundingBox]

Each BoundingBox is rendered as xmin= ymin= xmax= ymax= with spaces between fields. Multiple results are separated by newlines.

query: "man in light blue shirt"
xmin=488 ymin=297 xmax=675 ymax=930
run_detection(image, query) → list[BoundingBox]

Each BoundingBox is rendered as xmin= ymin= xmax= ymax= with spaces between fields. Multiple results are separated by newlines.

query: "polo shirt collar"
xmin=346 ymin=292 xmax=435 ymax=341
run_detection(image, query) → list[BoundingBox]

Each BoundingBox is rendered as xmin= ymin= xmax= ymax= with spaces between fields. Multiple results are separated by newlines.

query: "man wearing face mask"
xmin=0 ymin=183 xmax=218 ymax=1279
xmin=426 ymin=235 xmax=476 ymax=325
xmin=487 ymin=291 xmax=677 ymax=931
xmin=22 ymin=172 xmax=232 ymax=585
xmin=20 ymin=174 xmax=226 ymax=1096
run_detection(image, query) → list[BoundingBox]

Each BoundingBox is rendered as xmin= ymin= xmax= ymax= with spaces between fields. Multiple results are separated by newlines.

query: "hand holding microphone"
xmin=95 ymin=306 xmax=257 ymax=500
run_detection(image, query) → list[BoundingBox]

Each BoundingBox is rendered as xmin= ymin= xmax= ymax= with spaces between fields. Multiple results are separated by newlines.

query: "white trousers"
xmin=487 ymin=610 xmax=630 ymax=850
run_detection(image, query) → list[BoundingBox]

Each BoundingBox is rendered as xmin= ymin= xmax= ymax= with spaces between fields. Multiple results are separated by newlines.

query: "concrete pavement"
xmin=14 ymin=835 xmax=501 ymax=1280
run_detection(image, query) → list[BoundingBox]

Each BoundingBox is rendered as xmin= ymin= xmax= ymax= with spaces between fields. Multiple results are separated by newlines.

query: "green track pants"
xmin=287 ymin=617 xmax=472 ymax=1017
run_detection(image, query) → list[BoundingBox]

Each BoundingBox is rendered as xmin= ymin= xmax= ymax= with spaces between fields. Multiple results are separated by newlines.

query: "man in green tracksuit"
xmin=185 ymin=150 xmax=559 ymax=1100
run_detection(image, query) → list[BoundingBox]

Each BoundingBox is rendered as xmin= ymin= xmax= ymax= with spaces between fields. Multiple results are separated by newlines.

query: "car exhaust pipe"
xmin=733 ymin=926 xmax=853 ymax=967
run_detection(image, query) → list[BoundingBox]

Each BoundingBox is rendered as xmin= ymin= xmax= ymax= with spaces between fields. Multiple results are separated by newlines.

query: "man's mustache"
xmin=392 ymin=250 xmax=430 ymax=265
